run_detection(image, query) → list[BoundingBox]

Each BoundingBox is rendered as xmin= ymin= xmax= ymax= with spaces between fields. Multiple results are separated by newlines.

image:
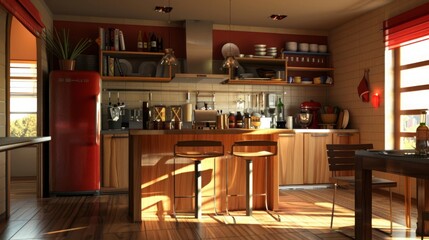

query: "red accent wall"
xmin=54 ymin=20 xmax=328 ymax=61
xmin=53 ymin=21 xmax=187 ymax=58
xmin=213 ymin=30 xmax=328 ymax=60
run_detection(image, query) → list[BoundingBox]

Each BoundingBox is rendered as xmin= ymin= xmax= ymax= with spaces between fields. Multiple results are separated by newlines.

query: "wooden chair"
xmin=326 ymin=143 xmax=397 ymax=235
xmin=173 ymin=140 xmax=224 ymax=219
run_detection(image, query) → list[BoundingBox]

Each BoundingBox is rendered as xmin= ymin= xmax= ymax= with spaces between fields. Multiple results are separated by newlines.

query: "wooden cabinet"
xmin=303 ymin=132 xmax=333 ymax=184
xmin=278 ymin=130 xmax=360 ymax=185
xmin=332 ymin=132 xmax=360 ymax=144
xmin=278 ymin=133 xmax=304 ymax=185
xmin=102 ymin=133 xmax=129 ymax=191
xmin=99 ymin=50 xmax=172 ymax=82
xmin=223 ymin=52 xmax=334 ymax=86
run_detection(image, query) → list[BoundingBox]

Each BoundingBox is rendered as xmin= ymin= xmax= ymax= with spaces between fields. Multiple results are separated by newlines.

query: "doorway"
xmin=8 ymin=17 xmax=38 ymax=198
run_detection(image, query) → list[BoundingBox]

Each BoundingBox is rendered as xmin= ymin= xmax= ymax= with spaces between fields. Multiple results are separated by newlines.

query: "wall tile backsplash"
xmin=101 ymin=79 xmax=329 ymax=129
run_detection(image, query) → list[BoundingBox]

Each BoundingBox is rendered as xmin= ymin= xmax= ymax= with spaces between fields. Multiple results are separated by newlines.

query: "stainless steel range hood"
xmin=172 ymin=20 xmax=228 ymax=83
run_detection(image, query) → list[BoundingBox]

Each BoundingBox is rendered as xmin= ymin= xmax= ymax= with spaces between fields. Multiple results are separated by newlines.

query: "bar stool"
xmin=226 ymin=140 xmax=280 ymax=222
xmin=173 ymin=140 xmax=224 ymax=219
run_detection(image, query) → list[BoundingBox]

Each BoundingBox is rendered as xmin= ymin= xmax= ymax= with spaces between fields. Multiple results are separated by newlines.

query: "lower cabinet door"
xmin=278 ymin=133 xmax=304 ymax=185
xmin=103 ymin=134 xmax=129 ymax=189
xmin=303 ymin=133 xmax=332 ymax=184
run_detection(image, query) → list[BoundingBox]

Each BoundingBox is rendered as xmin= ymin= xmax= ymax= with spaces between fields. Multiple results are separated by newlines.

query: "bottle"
xmin=416 ymin=110 xmax=428 ymax=155
xmin=142 ymin=32 xmax=149 ymax=51
xmin=137 ymin=31 xmax=143 ymax=52
xmin=150 ymin=32 xmax=157 ymax=52
xmin=236 ymin=111 xmax=243 ymax=128
xmin=228 ymin=112 xmax=236 ymax=128
xmin=158 ymin=37 xmax=163 ymax=52
xmin=277 ymin=98 xmax=284 ymax=121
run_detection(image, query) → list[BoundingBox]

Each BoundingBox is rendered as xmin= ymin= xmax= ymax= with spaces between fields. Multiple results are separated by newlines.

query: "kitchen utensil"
xmin=342 ymin=109 xmax=349 ymax=128
xmin=296 ymin=112 xmax=312 ymax=129
xmin=138 ymin=61 xmax=157 ymax=77
xmin=318 ymin=44 xmax=328 ymax=53
xmin=300 ymin=100 xmax=321 ymax=128
xmin=309 ymin=44 xmax=318 ymax=52
xmin=321 ymin=113 xmax=337 ymax=124
xmin=118 ymin=59 xmax=132 ymax=76
xmin=153 ymin=105 xmax=166 ymax=121
xmin=285 ymin=42 xmax=297 ymax=51
xmin=109 ymin=106 xmax=120 ymax=121
xmin=299 ymin=43 xmax=309 ymax=52
xmin=336 ymin=110 xmax=344 ymax=129
xmin=171 ymin=105 xmax=182 ymax=121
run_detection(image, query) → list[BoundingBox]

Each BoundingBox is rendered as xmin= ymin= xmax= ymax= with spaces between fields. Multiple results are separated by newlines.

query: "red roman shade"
xmin=0 ymin=0 xmax=45 ymax=35
xmin=383 ymin=2 xmax=429 ymax=49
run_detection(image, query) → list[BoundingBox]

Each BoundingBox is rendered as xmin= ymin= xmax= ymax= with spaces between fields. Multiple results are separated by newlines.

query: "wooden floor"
xmin=0 ymin=180 xmax=422 ymax=239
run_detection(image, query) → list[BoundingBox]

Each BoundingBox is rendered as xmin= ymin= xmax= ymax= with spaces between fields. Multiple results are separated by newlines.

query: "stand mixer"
xmin=300 ymin=100 xmax=321 ymax=129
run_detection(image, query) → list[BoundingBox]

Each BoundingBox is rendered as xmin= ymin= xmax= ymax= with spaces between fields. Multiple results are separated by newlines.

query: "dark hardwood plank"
xmin=0 ymin=180 xmax=421 ymax=240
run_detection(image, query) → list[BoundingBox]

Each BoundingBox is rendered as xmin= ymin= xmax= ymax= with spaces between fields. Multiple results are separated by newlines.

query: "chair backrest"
xmin=326 ymin=143 xmax=373 ymax=174
xmin=231 ymin=140 xmax=278 ymax=156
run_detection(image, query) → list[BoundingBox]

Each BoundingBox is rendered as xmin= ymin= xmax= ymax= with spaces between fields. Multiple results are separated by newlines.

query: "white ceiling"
xmin=43 ymin=0 xmax=393 ymax=31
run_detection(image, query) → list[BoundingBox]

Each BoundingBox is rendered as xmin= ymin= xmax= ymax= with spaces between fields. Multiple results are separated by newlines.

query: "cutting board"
xmin=336 ymin=110 xmax=344 ymax=129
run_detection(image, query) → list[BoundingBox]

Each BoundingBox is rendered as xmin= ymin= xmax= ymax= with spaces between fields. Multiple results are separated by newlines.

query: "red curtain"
xmin=0 ymin=0 xmax=45 ymax=35
xmin=383 ymin=2 xmax=429 ymax=49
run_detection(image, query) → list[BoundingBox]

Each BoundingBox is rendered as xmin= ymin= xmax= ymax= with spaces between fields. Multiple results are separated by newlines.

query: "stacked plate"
xmin=254 ymin=44 xmax=266 ymax=56
xmin=266 ymin=47 xmax=277 ymax=57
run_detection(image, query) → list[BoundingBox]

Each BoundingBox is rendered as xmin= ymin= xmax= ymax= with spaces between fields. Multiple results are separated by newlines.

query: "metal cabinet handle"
xmin=279 ymin=133 xmax=295 ymax=137
xmin=112 ymin=135 xmax=129 ymax=139
xmin=310 ymin=133 xmax=329 ymax=137
xmin=336 ymin=133 xmax=353 ymax=137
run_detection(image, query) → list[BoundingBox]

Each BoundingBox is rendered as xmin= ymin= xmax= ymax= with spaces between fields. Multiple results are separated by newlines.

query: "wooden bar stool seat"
xmin=226 ymin=140 xmax=280 ymax=223
xmin=173 ymin=140 xmax=224 ymax=219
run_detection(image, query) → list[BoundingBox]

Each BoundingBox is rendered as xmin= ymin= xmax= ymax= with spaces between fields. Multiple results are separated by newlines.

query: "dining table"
xmin=355 ymin=149 xmax=429 ymax=239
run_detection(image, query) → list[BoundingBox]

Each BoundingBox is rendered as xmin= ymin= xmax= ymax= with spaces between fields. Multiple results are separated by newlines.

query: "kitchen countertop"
xmin=102 ymin=128 xmax=359 ymax=135
xmin=126 ymin=128 xmax=358 ymax=135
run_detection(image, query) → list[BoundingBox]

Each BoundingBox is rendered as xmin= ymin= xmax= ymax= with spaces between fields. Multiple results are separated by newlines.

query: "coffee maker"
xmin=300 ymin=100 xmax=321 ymax=129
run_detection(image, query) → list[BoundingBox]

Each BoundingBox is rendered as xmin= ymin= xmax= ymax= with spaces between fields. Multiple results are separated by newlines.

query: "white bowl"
xmin=309 ymin=44 xmax=318 ymax=52
xmin=298 ymin=43 xmax=309 ymax=52
xmin=285 ymin=42 xmax=297 ymax=51
xmin=255 ymin=51 xmax=266 ymax=56
xmin=254 ymin=44 xmax=266 ymax=48
xmin=254 ymin=47 xmax=267 ymax=52
xmin=318 ymin=44 xmax=328 ymax=53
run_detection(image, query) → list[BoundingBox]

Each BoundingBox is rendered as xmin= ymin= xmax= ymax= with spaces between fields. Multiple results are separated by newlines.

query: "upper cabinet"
xmin=223 ymin=51 xmax=334 ymax=86
xmin=99 ymin=50 xmax=172 ymax=82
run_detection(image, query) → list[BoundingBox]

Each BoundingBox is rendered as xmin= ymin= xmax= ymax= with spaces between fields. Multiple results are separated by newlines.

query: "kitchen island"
xmin=128 ymin=129 xmax=286 ymax=221
xmin=127 ymin=128 xmax=360 ymax=221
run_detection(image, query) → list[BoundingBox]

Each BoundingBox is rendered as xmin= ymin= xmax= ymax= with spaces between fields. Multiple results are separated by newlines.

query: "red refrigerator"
xmin=50 ymin=70 xmax=101 ymax=195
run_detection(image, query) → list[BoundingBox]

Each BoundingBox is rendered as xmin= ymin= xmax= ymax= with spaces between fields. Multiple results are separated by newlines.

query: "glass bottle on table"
xmin=416 ymin=110 xmax=428 ymax=155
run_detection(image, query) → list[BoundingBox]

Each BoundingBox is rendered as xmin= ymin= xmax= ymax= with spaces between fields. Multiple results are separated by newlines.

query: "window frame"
xmin=393 ymin=41 xmax=429 ymax=150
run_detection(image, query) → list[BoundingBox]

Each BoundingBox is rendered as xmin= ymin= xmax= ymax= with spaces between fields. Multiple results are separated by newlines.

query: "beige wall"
xmin=328 ymin=0 xmax=429 ymax=196
xmin=0 ymin=6 xmax=7 ymax=216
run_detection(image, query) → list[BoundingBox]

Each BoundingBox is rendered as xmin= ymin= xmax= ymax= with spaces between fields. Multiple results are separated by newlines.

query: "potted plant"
xmin=42 ymin=28 xmax=92 ymax=70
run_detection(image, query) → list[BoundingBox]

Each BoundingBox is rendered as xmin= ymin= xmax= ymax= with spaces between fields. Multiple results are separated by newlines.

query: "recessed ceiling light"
xmin=154 ymin=6 xmax=173 ymax=13
xmin=270 ymin=14 xmax=287 ymax=20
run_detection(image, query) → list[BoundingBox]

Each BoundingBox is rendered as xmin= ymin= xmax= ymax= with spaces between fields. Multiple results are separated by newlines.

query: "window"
xmin=395 ymin=39 xmax=429 ymax=149
xmin=9 ymin=61 xmax=37 ymax=137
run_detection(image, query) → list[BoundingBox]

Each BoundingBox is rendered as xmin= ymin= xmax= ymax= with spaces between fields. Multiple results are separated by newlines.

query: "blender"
xmin=300 ymin=100 xmax=321 ymax=129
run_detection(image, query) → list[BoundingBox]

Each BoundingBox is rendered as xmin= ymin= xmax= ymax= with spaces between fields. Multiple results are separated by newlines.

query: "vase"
xmin=59 ymin=59 xmax=76 ymax=71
